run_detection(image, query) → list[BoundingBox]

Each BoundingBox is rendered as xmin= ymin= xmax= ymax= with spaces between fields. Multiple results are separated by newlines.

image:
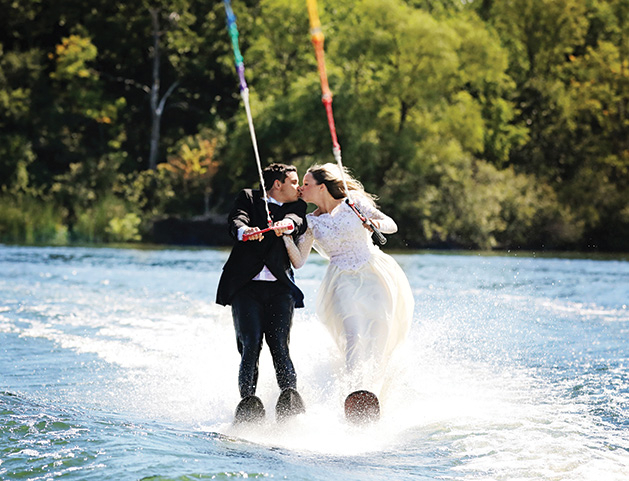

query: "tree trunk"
xmin=149 ymin=8 xmax=161 ymax=171
xmin=147 ymin=8 xmax=178 ymax=170
xmin=204 ymin=190 xmax=210 ymax=216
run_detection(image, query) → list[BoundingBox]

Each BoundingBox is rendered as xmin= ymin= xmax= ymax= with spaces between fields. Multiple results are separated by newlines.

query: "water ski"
xmin=344 ymin=390 xmax=380 ymax=424
xmin=275 ymin=387 xmax=306 ymax=421
xmin=234 ymin=395 xmax=265 ymax=424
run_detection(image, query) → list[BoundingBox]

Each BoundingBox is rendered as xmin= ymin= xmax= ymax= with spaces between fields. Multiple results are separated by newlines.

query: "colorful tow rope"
xmin=306 ymin=0 xmax=386 ymax=245
xmin=223 ymin=0 xmax=273 ymax=231
xmin=306 ymin=0 xmax=341 ymax=156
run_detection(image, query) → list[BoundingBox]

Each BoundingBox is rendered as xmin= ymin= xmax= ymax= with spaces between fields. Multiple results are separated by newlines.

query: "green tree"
xmin=558 ymin=1 xmax=629 ymax=248
xmin=50 ymin=33 xmax=127 ymax=152
xmin=485 ymin=0 xmax=589 ymax=180
xmin=485 ymin=0 xmax=629 ymax=248
xmin=1 ymin=0 xmax=627 ymax=249
xmin=0 ymin=44 xmax=40 ymax=192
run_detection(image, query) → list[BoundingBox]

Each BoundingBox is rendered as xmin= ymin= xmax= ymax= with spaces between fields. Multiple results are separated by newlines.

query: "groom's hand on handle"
xmin=243 ymin=227 xmax=264 ymax=242
xmin=242 ymin=220 xmax=294 ymax=241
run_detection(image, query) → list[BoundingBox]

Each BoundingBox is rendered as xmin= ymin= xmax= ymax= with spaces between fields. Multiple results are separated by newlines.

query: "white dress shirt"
xmin=238 ymin=196 xmax=283 ymax=282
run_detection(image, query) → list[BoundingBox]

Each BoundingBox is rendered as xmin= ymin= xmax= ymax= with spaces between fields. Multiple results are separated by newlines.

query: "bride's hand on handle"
xmin=273 ymin=220 xmax=295 ymax=236
xmin=363 ymin=219 xmax=380 ymax=233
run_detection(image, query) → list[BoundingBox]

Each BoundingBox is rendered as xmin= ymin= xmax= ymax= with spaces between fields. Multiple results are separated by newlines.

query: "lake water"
xmin=1 ymin=245 xmax=628 ymax=480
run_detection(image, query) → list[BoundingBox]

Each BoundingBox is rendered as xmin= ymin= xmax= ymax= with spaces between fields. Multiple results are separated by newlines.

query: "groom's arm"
xmin=228 ymin=190 xmax=255 ymax=240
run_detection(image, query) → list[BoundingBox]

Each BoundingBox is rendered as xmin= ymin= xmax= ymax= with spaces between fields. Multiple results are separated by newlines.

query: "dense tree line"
xmin=1 ymin=0 xmax=628 ymax=250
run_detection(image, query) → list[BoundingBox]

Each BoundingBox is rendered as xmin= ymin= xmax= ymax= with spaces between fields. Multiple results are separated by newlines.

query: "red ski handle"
xmin=242 ymin=224 xmax=292 ymax=241
xmin=346 ymin=199 xmax=387 ymax=246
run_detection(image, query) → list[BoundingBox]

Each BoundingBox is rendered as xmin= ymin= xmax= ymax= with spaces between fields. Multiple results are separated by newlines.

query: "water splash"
xmin=1 ymin=246 xmax=628 ymax=480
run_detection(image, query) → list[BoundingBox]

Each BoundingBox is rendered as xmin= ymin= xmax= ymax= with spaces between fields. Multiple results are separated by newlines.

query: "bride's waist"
xmin=328 ymin=249 xmax=377 ymax=270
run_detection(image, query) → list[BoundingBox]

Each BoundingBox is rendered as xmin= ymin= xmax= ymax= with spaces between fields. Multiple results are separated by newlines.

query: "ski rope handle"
xmin=306 ymin=0 xmax=386 ymax=245
xmin=242 ymin=224 xmax=284 ymax=241
xmin=224 ymin=0 xmax=273 ymax=241
xmin=346 ymin=199 xmax=387 ymax=245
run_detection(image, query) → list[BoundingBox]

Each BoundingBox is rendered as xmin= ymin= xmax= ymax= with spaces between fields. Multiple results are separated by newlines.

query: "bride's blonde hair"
xmin=307 ymin=163 xmax=377 ymax=207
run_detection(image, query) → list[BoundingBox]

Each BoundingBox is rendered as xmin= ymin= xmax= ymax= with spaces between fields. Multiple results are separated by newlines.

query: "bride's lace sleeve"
xmin=355 ymin=194 xmax=398 ymax=234
xmin=283 ymin=228 xmax=314 ymax=269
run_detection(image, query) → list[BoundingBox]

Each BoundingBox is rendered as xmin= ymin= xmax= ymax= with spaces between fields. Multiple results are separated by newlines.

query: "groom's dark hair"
xmin=262 ymin=163 xmax=297 ymax=191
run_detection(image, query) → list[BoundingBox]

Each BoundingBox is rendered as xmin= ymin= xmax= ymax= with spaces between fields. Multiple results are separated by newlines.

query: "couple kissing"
xmin=216 ymin=162 xmax=414 ymax=424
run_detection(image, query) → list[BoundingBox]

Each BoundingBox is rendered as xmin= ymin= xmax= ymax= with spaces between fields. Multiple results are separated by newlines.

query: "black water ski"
xmin=344 ymin=390 xmax=380 ymax=423
xmin=275 ymin=387 xmax=306 ymax=421
xmin=234 ymin=395 xmax=265 ymax=424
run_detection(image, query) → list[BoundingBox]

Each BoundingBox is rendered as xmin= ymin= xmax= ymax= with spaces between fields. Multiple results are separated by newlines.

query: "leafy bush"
xmin=381 ymin=150 xmax=580 ymax=250
xmin=72 ymin=195 xmax=140 ymax=243
xmin=106 ymin=213 xmax=142 ymax=242
xmin=0 ymin=194 xmax=68 ymax=245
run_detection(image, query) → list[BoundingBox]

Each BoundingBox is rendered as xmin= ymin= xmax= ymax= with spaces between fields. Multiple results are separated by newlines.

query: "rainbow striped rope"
xmin=306 ymin=0 xmax=348 ymax=196
xmin=306 ymin=0 xmax=387 ymax=245
xmin=223 ymin=0 xmax=272 ymax=227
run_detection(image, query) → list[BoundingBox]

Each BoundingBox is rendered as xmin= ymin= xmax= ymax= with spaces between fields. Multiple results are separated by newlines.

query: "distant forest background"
xmin=1 ymin=0 xmax=628 ymax=251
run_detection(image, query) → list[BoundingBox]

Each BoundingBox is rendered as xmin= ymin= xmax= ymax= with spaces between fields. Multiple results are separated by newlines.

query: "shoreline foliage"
xmin=1 ymin=0 xmax=627 ymax=250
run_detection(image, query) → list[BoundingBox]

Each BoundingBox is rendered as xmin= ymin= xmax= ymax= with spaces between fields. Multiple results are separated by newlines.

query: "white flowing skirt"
xmin=316 ymin=250 xmax=414 ymax=391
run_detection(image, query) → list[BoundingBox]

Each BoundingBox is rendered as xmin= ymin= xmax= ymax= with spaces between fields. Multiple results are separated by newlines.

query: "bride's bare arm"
xmin=283 ymin=228 xmax=314 ymax=269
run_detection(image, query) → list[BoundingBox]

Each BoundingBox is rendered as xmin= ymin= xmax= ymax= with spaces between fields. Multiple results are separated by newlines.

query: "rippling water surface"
xmin=1 ymin=245 xmax=628 ymax=480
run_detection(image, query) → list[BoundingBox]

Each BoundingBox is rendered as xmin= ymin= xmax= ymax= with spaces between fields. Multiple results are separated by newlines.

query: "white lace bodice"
xmin=285 ymin=194 xmax=397 ymax=271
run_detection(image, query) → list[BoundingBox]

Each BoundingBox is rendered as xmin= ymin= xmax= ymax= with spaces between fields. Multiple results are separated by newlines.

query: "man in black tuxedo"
xmin=216 ymin=163 xmax=307 ymax=422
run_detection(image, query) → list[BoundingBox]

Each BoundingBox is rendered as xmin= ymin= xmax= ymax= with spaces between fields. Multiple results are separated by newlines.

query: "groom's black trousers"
xmin=231 ymin=280 xmax=297 ymax=398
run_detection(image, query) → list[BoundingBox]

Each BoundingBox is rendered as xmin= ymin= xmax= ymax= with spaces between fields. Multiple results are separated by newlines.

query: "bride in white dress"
xmin=284 ymin=163 xmax=414 ymax=395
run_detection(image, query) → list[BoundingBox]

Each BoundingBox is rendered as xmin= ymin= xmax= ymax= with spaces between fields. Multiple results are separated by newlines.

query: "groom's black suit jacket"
xmin=216 ymin=189 xmax=308 ymax=308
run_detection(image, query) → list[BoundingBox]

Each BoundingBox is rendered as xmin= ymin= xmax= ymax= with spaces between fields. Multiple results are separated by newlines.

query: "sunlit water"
xmin=1 ymin=245 xmax=627 ymax=480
